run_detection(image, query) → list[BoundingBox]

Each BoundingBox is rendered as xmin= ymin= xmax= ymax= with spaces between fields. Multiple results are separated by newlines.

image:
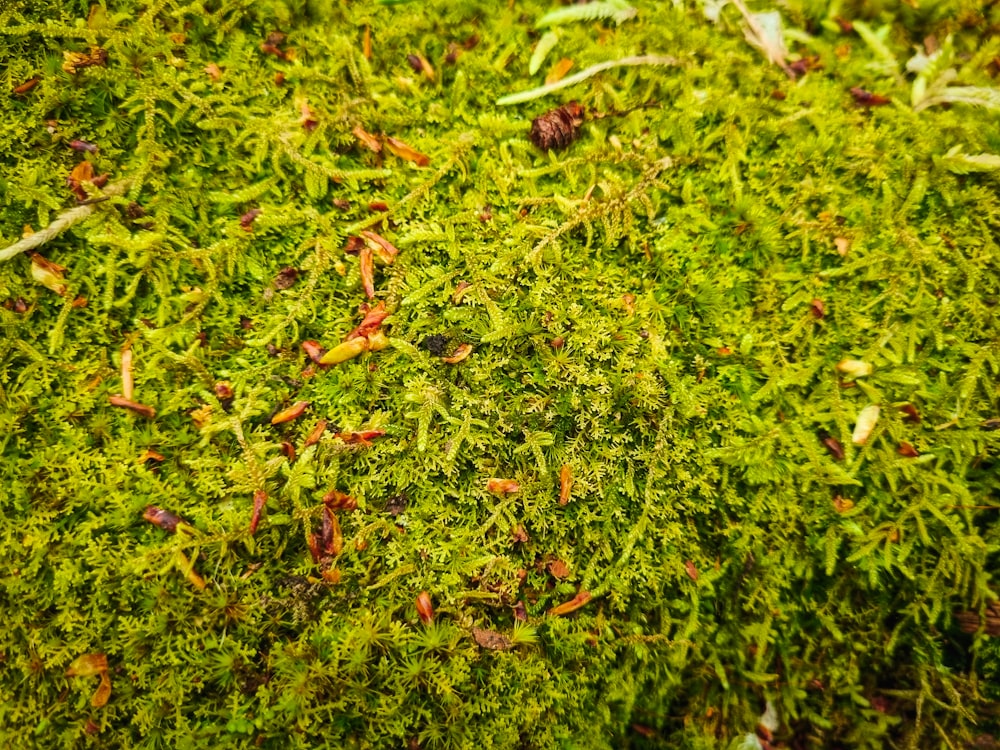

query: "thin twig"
xmin=496 ymin=55 xmax=678 ymax=106
xmin=0 ymin=180 xmax=132 ymax=262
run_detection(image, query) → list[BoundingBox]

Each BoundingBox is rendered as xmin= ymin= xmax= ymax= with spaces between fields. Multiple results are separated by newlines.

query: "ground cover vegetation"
xmin=2 ymin=0 xmax=1000 ymax=747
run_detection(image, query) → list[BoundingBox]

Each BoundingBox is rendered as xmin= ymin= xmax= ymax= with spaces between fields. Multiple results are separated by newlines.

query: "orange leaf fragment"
xmin=335 ymin=430 xmax=385 ymax=446
xmin=384 ymin=136 xmax=430 ymax=166
xmin=441 ymin=344 xmax=473 ymax=363
xmin=301 ymin=340 xmax=328 ymax=365
xmin=109 ymin=395 xmax=156 ymax=419
xmin=545 ymin=58 xmax=574 ymax=85
xmin=204 ymin=63 xmax=222 ymax=81
xmin=548 ymin=590 xmax=592 ymax=617
xmin=359 ymin=245 xmax=375 ymax=299
xmin=416 ymin=591 xmax=434 ymax=624
xmin=352 ymin=125 xmax=382 ymax=153
xmin=321 ymin=507 xmax=343 ymax=555
xmin=303 ymin=419 xmax=328 ymax=448
xmin=175 ymin=549 xmax=207 ymax=590
xmin=271 ymin=400 xmax=310 ymax=425
xmin=558 ymin=464 xmax=572 ymax=505
xmin=362 ymin=25 xmax=372 ymax=60
xmin=487 ymin=478 xmax=520 ymax=494
xmin=897 ymin=442 xmax=919 ymax=458
xmin=833 ymin=495 xmax=854 ymax=513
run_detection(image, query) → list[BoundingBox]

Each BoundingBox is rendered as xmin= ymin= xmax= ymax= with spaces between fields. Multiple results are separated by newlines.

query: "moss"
xmin=2 ymin=0 xmax=1000 ymax=747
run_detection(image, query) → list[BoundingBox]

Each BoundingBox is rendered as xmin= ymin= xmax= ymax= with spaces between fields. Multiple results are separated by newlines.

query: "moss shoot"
xmin=2 ymin=0 xmax=1000 ymax=747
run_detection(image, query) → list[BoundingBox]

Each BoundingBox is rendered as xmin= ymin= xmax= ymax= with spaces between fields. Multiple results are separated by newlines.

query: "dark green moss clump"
xmin=2 ymin=0 xmax=1000 ymax=747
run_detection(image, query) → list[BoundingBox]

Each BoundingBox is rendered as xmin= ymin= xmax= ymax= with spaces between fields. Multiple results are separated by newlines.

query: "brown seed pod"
xmin=529 ymin=102 xmax=585 ymax=151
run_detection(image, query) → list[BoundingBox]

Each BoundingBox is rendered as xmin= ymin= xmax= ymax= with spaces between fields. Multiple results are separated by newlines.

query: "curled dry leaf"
xmin=352 ymin=125 xmax=382 ymax=152
xmin=360 ymin=230 xmax=399 ymax=264
xmin=684 ymin=560 xmax=699 ymax=582
xmin=301 ymin=340 xmax=328 ymax=365
xmin=487 ymin=478 xmax=520 ymax=494
xmin=30 ymin=253 xmax=68 ymax=296
xmin=548 ymin=559 xmax=570 ymax=579
xmin=472 ymin=627 xmax=514 ymax=651
xmin=559 ymin=464 xmax=572 ymax=505
xmin=359 ymin=245 xmax=375 ymax=299
xmin=109 ymin=395 xmax=156 ymax=419
xmin=512 ymin=600 xmax=528 ymax=621
xmin=512 ymin=524 xmax=529 ymax=543
xmin=416 ymin=591 xmax=434 ymax=624
xmin=323 ymin=489 xmax=358 ymax=511
xmin=303 ymin=419 xmax=328 ymax=448
xmin=548 ymin=590 xmax=592 ymax=617
xmin=833 ymin=494 xmax=854 ymax=513
xmin=441 ymin=344 xmax=473 ymax=363
xmin=271 ymin=401 xmax=310 ymax=425
xmin=346 ymin=301 xmax=390 ymax=340
xmin=249 ymin=489 xmax=267 ymax=534
xmin=384 ymin=136 xmax=430 ymax=166
xmin=852 ymin=404 xmax=880 ymax=445
xmin=898 ymin=441 xmax=919 ymax=458
xmin=67 ymin=653 xmax=108 ymax=677
xmin=62 ymin=47 xmax=108 ymax=74
xmin=901 ymin=403 xmax=921 ymax=423
xmin=67 ymin=654 xmax=112 ymax=708
xmin=836 ymin=359 xmax=872 ymax=379
xmin=143 ymin=505 xmax=187 ymax=533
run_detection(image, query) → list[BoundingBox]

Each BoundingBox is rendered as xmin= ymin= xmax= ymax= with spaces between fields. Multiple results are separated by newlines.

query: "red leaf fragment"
xmin=240 ymin=208 xmax=262 ymax=231
xmin=810 ymin=298 xmax=825 ymax=318
xmin=818 ymin=430 xmax=845 ymax=461
xmin=900 ymin=404 xmax=921 ymax=423
xmin=322 ymin=489 xmax=358 ymax=511
xmin=335 ymin=430 xmax=385 ymax=446
xmin=272 ymin=266 xmax=299 ymax=290
xmin=850 ymin=87 xmax=891 ymax=107
xmin=321 ymin=507 xmax=343 ymax=555
xmin=346 ymin=301 xmax=390 ymax=340
xmin=249 ymin=490 xmax=267 ymax=534
xmin=143 ymin=505 xmax=186 ymax=533
xmin=352 ymin=125 xmax=382 ymax=153
xmin=301 ymin=340 xmax=328 ymax=365
xmin=897 ymin=442 xmax=919 ymax=458
xmin=416 ymin=591 xmax=434 ymax=624
xmin=109 ymin=395 xmax=156 ymax=419
xmin=69 ymin=139 xmax=98 ymax=153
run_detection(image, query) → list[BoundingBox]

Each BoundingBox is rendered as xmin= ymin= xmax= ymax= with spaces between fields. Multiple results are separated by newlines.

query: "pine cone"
xmin=529 ymin=102 xmax=585 ymax=151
